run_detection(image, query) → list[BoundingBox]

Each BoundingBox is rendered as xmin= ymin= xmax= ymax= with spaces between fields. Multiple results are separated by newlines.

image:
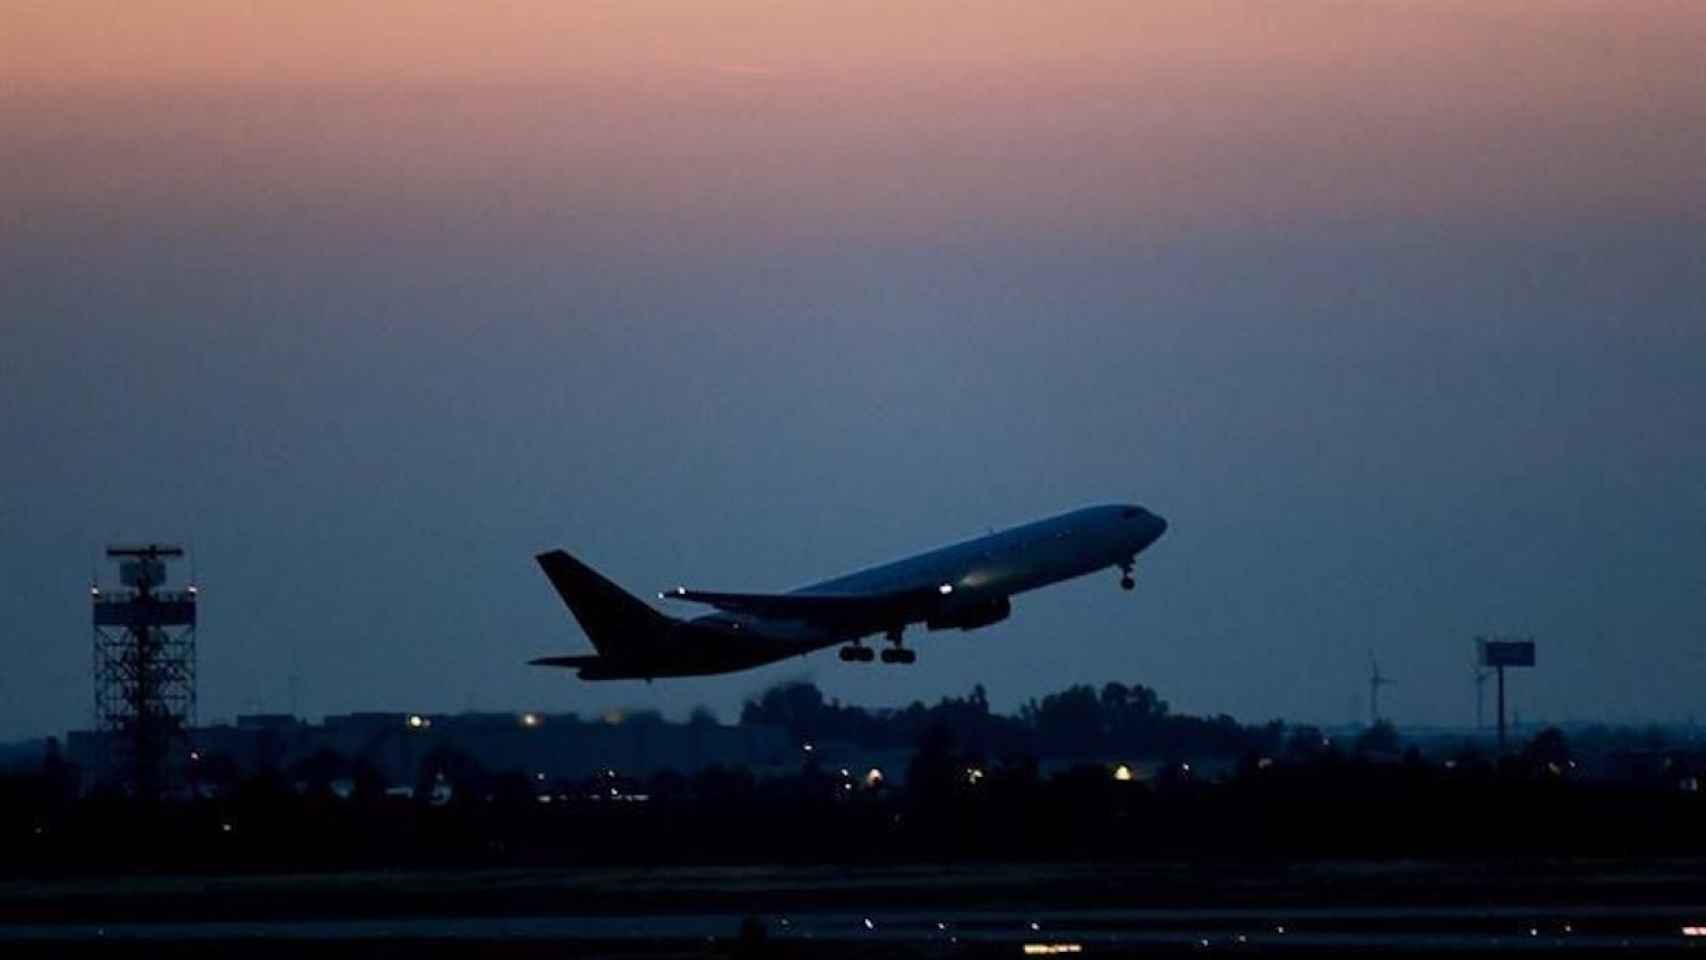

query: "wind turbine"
xmin=1368 ymin=652 xmax=1394 ymax=726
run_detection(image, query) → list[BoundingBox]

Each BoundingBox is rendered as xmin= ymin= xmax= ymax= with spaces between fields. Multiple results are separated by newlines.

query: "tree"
xmin=1024 ymin=685 xmax=1105 ymax=755
xmin=1522 ymin=727 xmax=1571 ymax=774
xmin=741 ymin=682 xmax=827 ymax=740
xmin=1355 ymin=720 xmax=1401 ymax=755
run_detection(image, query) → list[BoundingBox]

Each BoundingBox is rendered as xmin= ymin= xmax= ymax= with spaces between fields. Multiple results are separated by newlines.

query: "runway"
xmin=7 ymin=903 xmax=1706 ymax=952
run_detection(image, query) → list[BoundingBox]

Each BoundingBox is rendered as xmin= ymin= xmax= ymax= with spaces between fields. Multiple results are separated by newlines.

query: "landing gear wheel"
xmin=1120 ymin=575 xmax=1135 ymax=591
xmin=840 ymin=645 xmax=875 ymax=662
xmin=879 ymin=626 xmax=913 ymax=663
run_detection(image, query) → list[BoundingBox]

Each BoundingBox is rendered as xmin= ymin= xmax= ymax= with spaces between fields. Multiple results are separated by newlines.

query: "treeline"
xmin=7 ymin=681 xmax=1706 ymax=875
xmin=740 ymin=681 xmax=1289 ymax=760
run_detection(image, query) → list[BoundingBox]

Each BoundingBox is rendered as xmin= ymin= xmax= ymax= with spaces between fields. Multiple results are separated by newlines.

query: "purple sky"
xmin=3 ymin=1 xmax=1704 ymax=739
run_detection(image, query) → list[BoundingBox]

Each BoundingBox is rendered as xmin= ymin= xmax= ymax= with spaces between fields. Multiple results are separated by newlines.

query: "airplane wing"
xmin=659 ymin=586 xmax=941 ymax=627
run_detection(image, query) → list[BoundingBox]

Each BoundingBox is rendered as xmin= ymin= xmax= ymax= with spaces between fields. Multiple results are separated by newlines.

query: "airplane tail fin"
xmin=534 ymin=550 xmax=674 ymax=658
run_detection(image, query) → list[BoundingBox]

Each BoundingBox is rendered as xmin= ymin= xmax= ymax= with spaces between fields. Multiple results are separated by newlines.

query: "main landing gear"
xmin=1119 ymin=559 xmax=1136 ymax=591
xmin=840 ymin=627 xmax=916 ymax=664
xmin=881 ymin=626 xmax=917 ymax=664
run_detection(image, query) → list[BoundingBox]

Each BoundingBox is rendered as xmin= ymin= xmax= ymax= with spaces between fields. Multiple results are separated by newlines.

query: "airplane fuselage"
xmin=533 ymin=503 xmax=1167 ymax=680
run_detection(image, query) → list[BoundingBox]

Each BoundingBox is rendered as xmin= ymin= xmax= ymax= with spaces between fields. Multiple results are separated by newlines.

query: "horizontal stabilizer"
xmin=529 ymin=654 xmax=602 ymax=669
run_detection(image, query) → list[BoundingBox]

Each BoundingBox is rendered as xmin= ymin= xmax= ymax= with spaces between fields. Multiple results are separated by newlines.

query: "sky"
xmin=3 ymin=1 xmax=1704 ymax=740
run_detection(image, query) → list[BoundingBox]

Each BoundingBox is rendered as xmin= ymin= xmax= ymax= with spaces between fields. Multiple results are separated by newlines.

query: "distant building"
xmin=67 ymin=713 xmax=791 ymax=794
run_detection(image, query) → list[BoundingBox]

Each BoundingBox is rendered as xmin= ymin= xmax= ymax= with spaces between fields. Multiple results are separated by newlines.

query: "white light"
xmin=407 ymin=714 xmax=425 ymax=729
xmin=865 ymin=768 xmax=884 ymax=787
xmin=802 ymin=742 xmax=814 ymax=752
xmin=1113 ymin=764 xmax=1134 ymax=782
xmin=520 ymin=713 xmax=540 ymax=727
xmin=90 ymin=586 xmax=101 ymax=597
xmin=938 ymin=583 xmax=953 ymax=595
xmin=863 ymin=918 xmax=875 ymax=930
xmin=188 ymin=585 xmax=198 ymax=595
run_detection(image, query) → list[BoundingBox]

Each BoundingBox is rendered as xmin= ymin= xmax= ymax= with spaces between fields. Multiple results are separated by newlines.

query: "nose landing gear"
xmin=1119 ymin=559 xmax=1136 ymax=591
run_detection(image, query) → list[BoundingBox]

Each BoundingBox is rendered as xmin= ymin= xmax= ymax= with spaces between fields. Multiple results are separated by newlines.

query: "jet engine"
xmin=926 ymin=596 xmax=1011 ymax=631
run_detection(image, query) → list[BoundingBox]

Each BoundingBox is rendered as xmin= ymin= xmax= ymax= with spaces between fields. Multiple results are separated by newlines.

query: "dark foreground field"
xmin=4 ymin=859 xmax=1706 ymax=956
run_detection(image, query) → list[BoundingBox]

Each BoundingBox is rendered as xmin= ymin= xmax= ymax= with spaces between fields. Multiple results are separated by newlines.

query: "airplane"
xmin=529 ymin=503 xmax=1167 ymax=680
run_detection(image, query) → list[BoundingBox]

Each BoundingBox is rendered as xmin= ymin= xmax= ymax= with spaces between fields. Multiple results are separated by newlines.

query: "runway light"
xmin=863 ymin=918 xmax=874 ymax=930
xmin=966 ymin=767 xmax=984 ymax=784
xmin=802 ymin=742 xmax=814 ymax=752
xmin=1022 ymin=945 xmax=1081 ymax=956
xmin=1113 ymin=764 xmax=1134 ymax=782
xmin=865 ymin=768 xmax=884 ymax=787
xmin=938 ymin=583 xmax=953 ymax=595
xmin=407 ymin=714 xmax=427 ymax=729
xmin=520 ymin=713 xmax=540 ymax=727
xmin=1683 ymin=926 xmax=1706 ymax=937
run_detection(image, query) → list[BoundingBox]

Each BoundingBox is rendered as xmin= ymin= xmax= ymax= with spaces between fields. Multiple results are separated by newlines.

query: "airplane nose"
xmin=1149 ymin=511 xmax=1168 ymax=543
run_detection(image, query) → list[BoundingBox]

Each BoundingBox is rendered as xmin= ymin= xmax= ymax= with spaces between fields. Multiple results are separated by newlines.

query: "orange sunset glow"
xmin=5 ymin=0 xmax=1704 ymax=255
